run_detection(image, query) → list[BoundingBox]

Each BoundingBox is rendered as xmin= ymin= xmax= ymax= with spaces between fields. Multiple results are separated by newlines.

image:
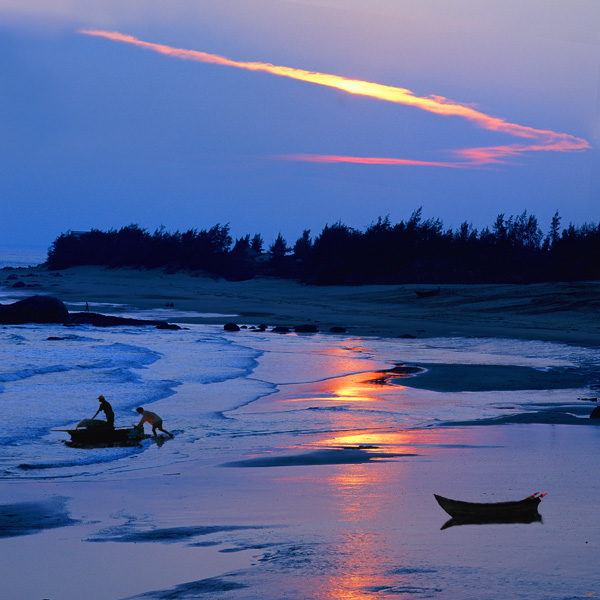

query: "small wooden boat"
xmin=434 ymin=492 xmax=545 ymax=520
xmin=55 ymin=423 xmax=144 ymax=448
xmin=415 ymin=287 xmax=440 ymax=298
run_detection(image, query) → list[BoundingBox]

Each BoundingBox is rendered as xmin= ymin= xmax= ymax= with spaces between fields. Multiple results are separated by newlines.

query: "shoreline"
xmin=1 ymin=265 xmax=599 ymax=347
xmin=0 ymin=270 xmax=599 ymax=599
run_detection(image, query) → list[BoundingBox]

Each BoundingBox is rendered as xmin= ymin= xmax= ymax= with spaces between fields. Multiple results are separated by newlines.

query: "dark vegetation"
xmin=46 ymin=210 xmax=600 ymax=284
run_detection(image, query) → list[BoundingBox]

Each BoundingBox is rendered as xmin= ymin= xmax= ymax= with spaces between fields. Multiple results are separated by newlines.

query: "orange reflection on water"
xmin=322 ymin=531 xmax=388 ymax=600
xmin=326 ymin=464 xmax=386 ymax=520
xmin=316 ymin=426 xmax=493 ymax=455
xmin=316 ymin=429 xmax=420 ymax=453
xmin=316 ymin=462 xmax=402 ymax=599
xmin=268 ymin=365 xmax=488 ymax=599
xmin=275 ymin=368 xmax=412 ymax=410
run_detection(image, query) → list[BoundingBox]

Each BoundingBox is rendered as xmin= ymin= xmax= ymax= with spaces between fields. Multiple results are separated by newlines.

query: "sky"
xmin=2 ymin=0 xmax=599 ymax=250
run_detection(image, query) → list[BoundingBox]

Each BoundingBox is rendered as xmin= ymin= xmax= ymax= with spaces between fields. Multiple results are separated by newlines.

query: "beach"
xmin=4 ymin=265 xmax=600 ymax=344
xmin=0 ymin=266 xmax=599 ymax=599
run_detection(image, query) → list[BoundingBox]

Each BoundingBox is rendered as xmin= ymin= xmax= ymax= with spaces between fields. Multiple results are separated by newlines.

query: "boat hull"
xmin=63 ymin=426 xmax=143 ymax=448
xmin=434 ymin=494 xmax=542 ymax=519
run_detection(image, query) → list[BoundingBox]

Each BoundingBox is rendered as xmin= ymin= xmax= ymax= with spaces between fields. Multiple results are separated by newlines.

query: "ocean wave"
xmin=194 ymin=336 xmax=263 ymax=383
xmin=0 ymin=364 xmax=71 ymax=382
xmin=89 ymin=342 xmax=163 ymax=368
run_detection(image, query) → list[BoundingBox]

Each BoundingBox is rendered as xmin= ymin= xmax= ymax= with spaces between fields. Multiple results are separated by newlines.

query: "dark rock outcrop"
xmin=65 ymin=312 xmax=181 ymax=329
xmin=329 ymin=326 xmax=347 ymax=333
xmin=271 ymin=326 xmax=291 ymax=333
xmin=294 ymin=324 xmax=318 ymax=333
xmin=0 ymin=295 xmax=69 ymax=324
xmin=156 ymin=322 xmax=181 ymax=330
xmin=223 ymin=323 xmax=241 ymax=332
xmin=590 ymin=406 xmax=600 ymax=419
xmin=0 ymin=295 xmax=180 ymax=329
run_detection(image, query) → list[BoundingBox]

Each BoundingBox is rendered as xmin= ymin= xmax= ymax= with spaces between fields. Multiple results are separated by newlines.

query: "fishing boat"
xmin=434 ymin=492 xmax=545 ymax=520
xmin=55 ymin=420 xmax=144 ymax=448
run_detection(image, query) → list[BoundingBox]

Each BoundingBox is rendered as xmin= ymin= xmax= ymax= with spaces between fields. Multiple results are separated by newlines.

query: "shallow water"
xmin=1 ymin=322 xmax=597 ymax=479
xmin=0 ymin=315 xmax=598 ymax=599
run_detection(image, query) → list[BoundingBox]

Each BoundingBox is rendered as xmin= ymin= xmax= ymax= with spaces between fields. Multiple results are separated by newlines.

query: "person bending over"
xmin=135 ymin=407 xmax=174 ymax=438
xmin=93 ymin=395 xmax=115 ymax=428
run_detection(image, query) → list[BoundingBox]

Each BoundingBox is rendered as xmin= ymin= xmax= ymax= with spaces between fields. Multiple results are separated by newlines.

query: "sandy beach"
xmin=4 ymin=265 xmax=600 ymax=345
xmin=1 ymin=267 xmax=599 ymax=600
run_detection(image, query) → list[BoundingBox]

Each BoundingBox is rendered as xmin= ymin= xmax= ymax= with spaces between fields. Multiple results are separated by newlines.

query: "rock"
xmin=294 ymin=324 xmax=318 ymax=333
xmin=271 ymin=326 xmax=291 ymax=333
xmin=156 ymin=322 xmax=181 ymax=330
xmin=224 ymin=323 xmax=240 ymax=332
xmin=0 ymin=295 xmax=69 ymax=324
xmin=590 ymin=406 xmax=600 ymax=419
xmin=65 ymin=312 xmax=176 ymax=328
xmin=0 ymin=295 xmax=180 ymax=329
xmin=12 ymin=281 xmax=25 ymax=288
xmin=329 ymin=326 xmax=347 ymax=333
xmin=399 ymin=333 xmax=417 ymax=339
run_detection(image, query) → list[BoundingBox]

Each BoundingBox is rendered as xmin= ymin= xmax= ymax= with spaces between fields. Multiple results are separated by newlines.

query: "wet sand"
xmin=1 ymin=424 xmax=598 ymax=600
xmin=395 ymin=363 xmax=592 ymax=392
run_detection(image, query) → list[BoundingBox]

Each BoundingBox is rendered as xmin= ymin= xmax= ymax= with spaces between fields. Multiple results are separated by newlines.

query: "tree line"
xmin=46 ymin=210 xmax=600 ymax=284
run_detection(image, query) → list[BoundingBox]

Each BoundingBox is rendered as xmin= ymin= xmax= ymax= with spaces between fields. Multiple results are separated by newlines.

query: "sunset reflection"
xmin=288 ymin=369 xmax=418 ymax=598
xmin=233 ymin=353 xmax=494 ymax=599
xmin=275 ymin=366 xmax=416 ymax=408
xmin=323 ymin=530 xmax=390 ymax=600
xmin=273 ymin=365 xmax=487 ymax=599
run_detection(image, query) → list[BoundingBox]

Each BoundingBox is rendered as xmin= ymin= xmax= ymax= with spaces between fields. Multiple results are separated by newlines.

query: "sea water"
xmin=1 ymin=310 xmax=600 ymax=600
xmin=0 ymin=246 xmax=47 ymax=269
xmin=1 ymin=315 xmax=598 ymax=480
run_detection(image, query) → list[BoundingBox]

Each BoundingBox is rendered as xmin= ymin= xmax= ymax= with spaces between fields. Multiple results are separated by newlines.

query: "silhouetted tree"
xmin=46 ymin=211 xmax=600 ymax=284
xmin=250 ymin=234 xmax=264 ymax=254
xmin=232 ymin=235 xmax=251 ymax=256
xmin=293 ymin=229 xmax=312 ymax=261
xmin=548 ymin=211 xmax=561 ymax=248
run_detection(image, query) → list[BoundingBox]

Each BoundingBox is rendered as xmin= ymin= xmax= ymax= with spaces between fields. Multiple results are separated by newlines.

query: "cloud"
xmin=80 ymin=29 xmax=591 ymax=168
xmin=276 ymin=154 xmax=468 ymax=168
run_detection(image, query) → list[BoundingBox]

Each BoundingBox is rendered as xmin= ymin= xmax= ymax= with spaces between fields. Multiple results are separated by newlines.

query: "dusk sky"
xmin=2 ymin=1 xmax=599 ymax=250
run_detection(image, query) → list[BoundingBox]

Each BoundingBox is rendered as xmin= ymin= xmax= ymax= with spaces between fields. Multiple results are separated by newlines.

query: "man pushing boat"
xmin=135 ymin=407 xmax=174 ymax=438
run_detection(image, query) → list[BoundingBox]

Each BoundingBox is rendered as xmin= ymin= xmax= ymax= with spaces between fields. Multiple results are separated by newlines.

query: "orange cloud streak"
xmin=279 ymin=154 xmax=468 ymax=168
xmin=80 ymin=29 xmax=591 ymax=168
